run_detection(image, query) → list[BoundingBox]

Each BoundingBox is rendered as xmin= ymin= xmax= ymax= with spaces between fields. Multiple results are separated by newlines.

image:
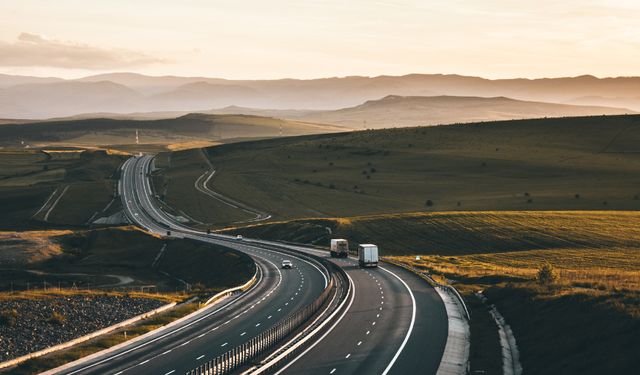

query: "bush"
xmin=527 ymin=198 xmax=533 ymax=203
xmin=370 ymin=168 xmax=376 ymax=173
xmin=575 ymin=194 xmax=580 ymax=199
xmin=0 ymin=310 xmax=18 ymax=326
xmin=47 ymin=312 xmax=66 ymax=325
xmin=426 ymin=200 xmax=434 ymax=207
xmin=524 ymin=192 xmax=530 ymax=196
xmin=329 ymin=184 xmax=335 ymax=189
xmin=537 ymin=263 xmax=557 ymax=285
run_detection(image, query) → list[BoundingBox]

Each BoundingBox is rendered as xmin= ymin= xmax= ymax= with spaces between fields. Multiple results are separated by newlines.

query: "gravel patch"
xmin=0 ymin=295 xmax=167 ymax=362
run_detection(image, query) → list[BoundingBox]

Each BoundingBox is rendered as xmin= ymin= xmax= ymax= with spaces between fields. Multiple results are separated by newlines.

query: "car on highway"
xmin=236 ymin=235 xmax=243 ymax=240
xmin=282 ymin=260 xmax=292 ymax=269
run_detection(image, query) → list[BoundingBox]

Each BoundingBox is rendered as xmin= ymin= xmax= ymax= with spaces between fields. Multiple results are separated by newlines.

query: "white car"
xmin=236 ymin=235 xmax=243 ymax=240
xmin=282 ymin=260 xmax=292 ymax=269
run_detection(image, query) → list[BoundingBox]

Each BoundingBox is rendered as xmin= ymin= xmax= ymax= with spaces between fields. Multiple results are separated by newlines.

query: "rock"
xmin=0 ymin=295 xmax=166 ymax=362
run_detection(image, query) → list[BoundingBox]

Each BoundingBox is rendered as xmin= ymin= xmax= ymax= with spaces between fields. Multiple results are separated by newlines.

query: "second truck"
xmin=358 ymin=244 xmax=379 ymax=267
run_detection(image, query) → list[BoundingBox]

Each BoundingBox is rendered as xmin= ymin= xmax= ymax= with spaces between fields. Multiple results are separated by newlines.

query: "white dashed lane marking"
xmin=196 ymin=355 xmax=205 ymax=360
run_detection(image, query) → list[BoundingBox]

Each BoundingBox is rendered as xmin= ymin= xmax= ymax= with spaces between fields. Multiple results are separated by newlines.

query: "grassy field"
xmin=0 ymin=114 xmax=348 ymax=153
xmin=168 ymin=114 xmax=640 ymax=226
xmin=0 ymin=150 xmax=128 ymax=230
xmin=152 ymin=148 xmax=257 ymax=226
xmin=1 ymin=227 xmax=254 ymax=293
xmin=222 ymin=211 xmax=640 ymax=289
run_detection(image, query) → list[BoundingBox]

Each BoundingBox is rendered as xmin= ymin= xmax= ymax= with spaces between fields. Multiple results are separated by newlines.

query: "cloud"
xmin=0 ymin=33 xmax=172 ymax=70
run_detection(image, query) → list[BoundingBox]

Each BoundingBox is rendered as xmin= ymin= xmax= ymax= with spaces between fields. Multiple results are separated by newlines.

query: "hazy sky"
xmin=1 ymin=0 xmax=639 ymax=80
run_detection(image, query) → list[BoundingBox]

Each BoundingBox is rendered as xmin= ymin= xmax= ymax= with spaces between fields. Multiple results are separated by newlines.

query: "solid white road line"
xmin=379 ymin=266 xmax=417 ymax=375
xmin=273 ymin=273 xmax=356 ymax=375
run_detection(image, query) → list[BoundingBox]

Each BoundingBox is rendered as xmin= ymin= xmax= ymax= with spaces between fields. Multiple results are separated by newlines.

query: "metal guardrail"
xmin=380 ymin=257 xmax=471 ymax=320
xmin=243 ymin=261 xmax=350 ymax=375
xmin=204 ymin=269 xmax=258 ymax=306
xmin=183 ymin=248 xmax=349 ymax=375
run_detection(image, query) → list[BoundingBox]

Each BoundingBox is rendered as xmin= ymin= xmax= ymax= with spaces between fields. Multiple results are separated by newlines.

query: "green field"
xmin=0 ymin=150 xmax=128 ymax=230
xmin=0 ymin=227 xmax=254 ymax=293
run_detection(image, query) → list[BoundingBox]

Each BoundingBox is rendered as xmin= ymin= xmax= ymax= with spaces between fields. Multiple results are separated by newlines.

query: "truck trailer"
xmin=330 ymin=239 xmax=349 ymax=258
xmin=358 ymin=244 xmax=378 ymax=267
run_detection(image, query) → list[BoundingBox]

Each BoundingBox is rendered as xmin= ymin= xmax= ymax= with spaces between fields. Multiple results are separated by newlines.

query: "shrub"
xmin=329 ymin=184 xmax=335 ymax=189
xmin=482 ymin=162 xmax=486 ymax=167
xmin=370 ymin=168 xmax=376 ymax=173
xmin=575 ymin=194 xmax=580 ymax=199
xmin=426 ymin=200 xmax=434 ymax=207
xmin=527 ymin=198 xmax=533 ymax=203
xmin=353 ymin=185 xmax=358 ymax=189
xmin=0 ymin=310 xmax=18 ymax=326
xmin=362 ymin=170 xmax=367 ymax=174
xmin=47 ymin=312 xmax=66 ymax=325
xmin=537 ymin=263 xmax=557 ymax=285
xmin=524 ymin=192 xmax=530 ymax=196
xmin=329 ymin=162 xmax=333 ymax=166
xmin=367 ymin=175 xmax=370 ymax=179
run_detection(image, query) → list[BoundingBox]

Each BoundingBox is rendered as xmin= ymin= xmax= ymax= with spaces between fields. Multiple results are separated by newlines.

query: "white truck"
xmin=330 ymin=239 xmax=349 ymax=258
xmin=358 ymin=244 xmax=378 ymax=268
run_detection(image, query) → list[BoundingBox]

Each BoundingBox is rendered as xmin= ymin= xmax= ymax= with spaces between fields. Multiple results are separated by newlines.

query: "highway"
xmin=54 ymin=154 xmax=450 ymax=375
xmin=51 ymin=156 xmax=329 ymax=375
xmin=265 ymin=247 xmax=449 ymax=375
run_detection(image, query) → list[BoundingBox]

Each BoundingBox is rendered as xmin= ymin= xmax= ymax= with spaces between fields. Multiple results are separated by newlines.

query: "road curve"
xmin=270 ymin=248 xmax=449 ymax=375
xmin=60 ymin=154 xmax=450 ymax=375
xmin=48 ymin=155 xmax=329 ymax=375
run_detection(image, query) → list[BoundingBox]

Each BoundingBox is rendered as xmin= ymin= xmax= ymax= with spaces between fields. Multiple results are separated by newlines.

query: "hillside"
xmin=0 ymin=113 xmax=349 ymax=150
xmin=153 ymin=114 xmax=640 ymax=226
xmin=294 ymin=95 xmax=635 ymax=128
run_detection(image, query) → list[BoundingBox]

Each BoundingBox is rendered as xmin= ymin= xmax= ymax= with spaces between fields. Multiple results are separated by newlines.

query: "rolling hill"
xmin=292 ymin=95 xmax=636 ymax=128
xmin=3 ymin=73 xmax=640 ymax=120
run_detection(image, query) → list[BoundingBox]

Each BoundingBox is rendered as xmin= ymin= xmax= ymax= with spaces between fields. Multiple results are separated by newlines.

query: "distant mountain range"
xmin=1 ymin=72 xmax=639 ymax=121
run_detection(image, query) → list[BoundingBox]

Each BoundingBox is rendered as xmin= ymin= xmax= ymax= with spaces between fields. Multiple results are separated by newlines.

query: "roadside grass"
xmin=2 ymin=302 xmax=200 ymax=375
xmin=481 ymin=283 xmax=640 ymax=375
xmin=464 ymin=292 xmax=502 ymax=375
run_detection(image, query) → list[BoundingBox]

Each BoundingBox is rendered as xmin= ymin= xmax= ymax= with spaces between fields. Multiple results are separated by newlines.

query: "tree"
xmin=537 ymin=263 xmax=557 ymax=285
xmin=426 ymin=200 xmax=434 ymax=207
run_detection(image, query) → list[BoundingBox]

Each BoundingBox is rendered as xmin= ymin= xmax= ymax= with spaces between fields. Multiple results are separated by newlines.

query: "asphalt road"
xmin=273 ymin=248 xmax=449 ymax=375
